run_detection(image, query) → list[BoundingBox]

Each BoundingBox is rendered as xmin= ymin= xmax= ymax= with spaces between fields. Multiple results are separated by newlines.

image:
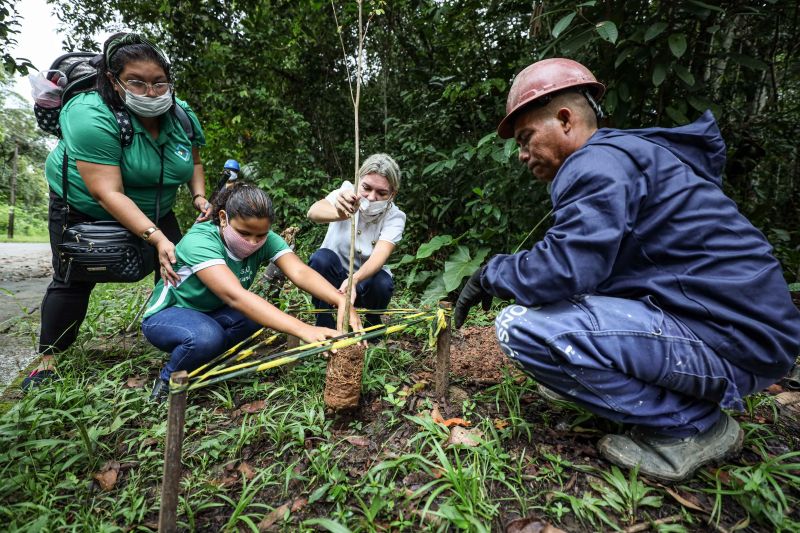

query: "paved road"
xmin=0 ymin=243 xmax=53 ymax=392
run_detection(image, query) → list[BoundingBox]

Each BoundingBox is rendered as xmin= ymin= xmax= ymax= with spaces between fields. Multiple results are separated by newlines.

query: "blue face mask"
xmin=121 ymin=87 xmax=173 ymax=118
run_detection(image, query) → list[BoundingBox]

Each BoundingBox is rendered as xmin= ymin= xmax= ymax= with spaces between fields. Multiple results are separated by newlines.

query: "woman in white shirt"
xmin=307 ymin=153 xmax=406 ymax=329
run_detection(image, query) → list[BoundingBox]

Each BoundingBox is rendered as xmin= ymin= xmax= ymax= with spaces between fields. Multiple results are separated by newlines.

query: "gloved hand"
xmin=453 ymin=266 xmax=493 ymax=328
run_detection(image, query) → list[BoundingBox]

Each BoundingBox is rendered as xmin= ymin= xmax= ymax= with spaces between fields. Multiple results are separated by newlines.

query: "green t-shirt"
xmin=45 ymin=91 xmax=206 ymax=220
xmin=143 ymin=221 xmax=292 ymax=319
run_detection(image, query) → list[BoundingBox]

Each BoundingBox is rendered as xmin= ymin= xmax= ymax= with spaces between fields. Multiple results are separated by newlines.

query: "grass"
xmin=0 ymin=234 xmax=50 ymax=243
xmin=1 ymin=281 xmax=799 ymax=531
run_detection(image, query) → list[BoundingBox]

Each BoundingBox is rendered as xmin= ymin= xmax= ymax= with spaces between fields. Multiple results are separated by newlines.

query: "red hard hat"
xmin=497 ymin=58 xmax=605 ymax=139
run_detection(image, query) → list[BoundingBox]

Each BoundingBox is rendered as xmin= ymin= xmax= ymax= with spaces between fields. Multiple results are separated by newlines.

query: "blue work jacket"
xmin=482 ymin=111 xmax=800 ymax=379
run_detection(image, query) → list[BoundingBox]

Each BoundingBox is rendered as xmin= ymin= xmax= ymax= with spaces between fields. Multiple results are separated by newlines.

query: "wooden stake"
xmin=159 ymin=371 xmax=188 ymax=533
xmin=435 ymin=301 xmax=452 ymax=399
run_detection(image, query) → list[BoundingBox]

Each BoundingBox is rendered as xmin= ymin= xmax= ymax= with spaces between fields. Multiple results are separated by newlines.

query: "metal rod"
xmin=158 ymin=371 xmax=188 ymax=533
xmin=435 ymin=301 xmax=453 ymax=399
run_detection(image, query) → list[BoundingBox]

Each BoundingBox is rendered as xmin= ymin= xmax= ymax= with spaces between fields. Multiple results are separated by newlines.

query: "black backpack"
xmin=33 ymin=52 xmax=194 ymax=147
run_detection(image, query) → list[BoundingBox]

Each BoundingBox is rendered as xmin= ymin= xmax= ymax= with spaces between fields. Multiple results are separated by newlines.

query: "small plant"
xmin=588 ymin=465 xmax=663 ymax=524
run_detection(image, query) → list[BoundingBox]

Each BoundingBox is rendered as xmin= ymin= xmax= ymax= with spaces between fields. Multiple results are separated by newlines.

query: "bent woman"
xmin=142 ymin=183 xmax=361 ymax=401
xmin=306 ymin=154 xmax=406 ymax=329
xmin=24 ymin=32 xmax=210 ymax=390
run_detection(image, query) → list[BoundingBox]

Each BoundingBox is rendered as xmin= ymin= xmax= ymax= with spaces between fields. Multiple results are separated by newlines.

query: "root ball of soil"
xmin=324 ymin=344 xmax=367 ymax=411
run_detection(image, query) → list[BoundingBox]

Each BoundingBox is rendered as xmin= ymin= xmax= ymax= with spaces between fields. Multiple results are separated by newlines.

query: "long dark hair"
xmin=95 ymin=32 xmax=172 ymax=110
xmin=210 ymin=182 xmax=275 ymax=226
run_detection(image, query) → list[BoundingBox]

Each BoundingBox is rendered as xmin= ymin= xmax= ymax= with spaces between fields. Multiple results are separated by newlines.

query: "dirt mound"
xmin=447 ymin=326 xmax=522 ymax=384
xmin=324 ymin=343 xmax=367 ymax=411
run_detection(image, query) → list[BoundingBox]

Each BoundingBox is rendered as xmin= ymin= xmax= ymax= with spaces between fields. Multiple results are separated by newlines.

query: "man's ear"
xmin=557 ymin=107 xmax=572 ymax=132
xmin=219 ymin=210 xmax=228 ymax=226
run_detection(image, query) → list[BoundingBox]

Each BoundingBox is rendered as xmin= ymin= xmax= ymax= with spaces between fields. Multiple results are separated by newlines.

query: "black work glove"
xmin=454 ymin=266 xmax=493 ymax=328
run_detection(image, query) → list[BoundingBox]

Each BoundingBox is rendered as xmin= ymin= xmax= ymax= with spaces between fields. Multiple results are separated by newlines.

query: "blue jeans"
xmin=308 ymin=248 xmax=394 ymax=329
xmin=495 ymin=295 xmax=775 ymax=437
xmin=142 ymin=306 xmax=261 ymax=381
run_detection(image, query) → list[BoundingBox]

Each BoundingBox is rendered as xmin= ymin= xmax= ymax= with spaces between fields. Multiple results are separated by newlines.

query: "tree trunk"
xmin=7 ymin=143 xmax=17 ymax=240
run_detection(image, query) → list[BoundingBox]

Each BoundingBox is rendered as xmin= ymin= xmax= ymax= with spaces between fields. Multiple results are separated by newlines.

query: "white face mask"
xmin=121 ymin=87 xmax=174 ymax=117
xmin=359 ymin=197 xmax=391 ymax=219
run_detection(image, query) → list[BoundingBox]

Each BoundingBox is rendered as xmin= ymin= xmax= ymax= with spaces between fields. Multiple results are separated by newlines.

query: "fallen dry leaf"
xmin=290 ymin=497 xmax=307 ymax=512
xmin=125 ymin=376 xmax=147 ymax=388
xmin=237 ymin=461 xmax=256 ymax=480
xmin=430 ymin=403 xmax=444 ymax=423
xmin=775 ymin=392 xmax=800 ymax=418
xmin=447 ymin=426 xmax=483 ymax=447
xmin=258 ymin=503 xmax=289 ymax=531
xmin=494 ymin=418 xmax=510 ymax=430
xmin=344 ymin=435 xmax=370 ymax=447
xmin=93 ymin=461 xmax=121 ymax=491
xmin=430 ymin=403 xmax=471 ymax=427
xmin=766 ymin=383 xmax=784 ymax=394
xmin=664 ymin=486 xmax=706 ymax=512
xmin=240 ymin=400 xmax=266 ymax=414
xmin=505 ymin=516 xmax=568 ymax=533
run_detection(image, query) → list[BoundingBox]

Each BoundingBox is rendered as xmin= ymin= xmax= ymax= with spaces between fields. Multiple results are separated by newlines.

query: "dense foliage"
xmin=15 ymin=0 xmax=800 ymax=287
xmin=0 ymin=73 xmax=50 ymax=237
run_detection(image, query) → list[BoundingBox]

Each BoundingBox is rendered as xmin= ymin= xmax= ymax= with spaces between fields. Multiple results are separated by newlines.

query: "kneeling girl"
xmin=142 ymin=182 xmax=360 ymax=400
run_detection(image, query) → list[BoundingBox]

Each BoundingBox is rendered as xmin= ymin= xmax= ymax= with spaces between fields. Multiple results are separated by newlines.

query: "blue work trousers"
xmin=495 ymin=295 xmax=775 ymax=436
xmin=142 ymin=306 xmax=260 ymax=382
xmin=308 ymin=248 xmax=394 ymax=329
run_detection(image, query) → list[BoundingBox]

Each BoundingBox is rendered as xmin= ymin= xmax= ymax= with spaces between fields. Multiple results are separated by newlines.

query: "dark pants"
xmin=495 ymin=295 xmax=775 ymax=437
xmin=142 ymin=306 xmax=261 ymax=381
xmin=308 ymin=248 xmax=394 ymax=329
xmin=38 ymin=191 xmax=182 ymax=355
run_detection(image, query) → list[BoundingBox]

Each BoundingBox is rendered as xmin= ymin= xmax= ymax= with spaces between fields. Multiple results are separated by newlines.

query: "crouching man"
xmin=454 ymin=58 xmax=800 ymax=482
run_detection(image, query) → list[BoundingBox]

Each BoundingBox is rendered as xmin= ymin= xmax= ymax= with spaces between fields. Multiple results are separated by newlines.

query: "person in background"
xmin=306 ymin=154 xmax=406 ymax=330
xmin=23 ymin=32 xmax=211 ymax=390
xmin=142 ymin=182 xmax=362 ymax=401
xmin=454 ymin=58 xmax=800 ymax=482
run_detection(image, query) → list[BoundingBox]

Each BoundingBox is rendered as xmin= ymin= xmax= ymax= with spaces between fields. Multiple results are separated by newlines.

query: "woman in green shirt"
xmin=24 ymin=33 xmax=210 ymax=390
xmin=142 ymin=183 xmax=361 ymax=401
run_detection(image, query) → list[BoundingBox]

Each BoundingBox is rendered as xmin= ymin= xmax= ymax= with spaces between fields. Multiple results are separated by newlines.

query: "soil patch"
xmin=324 ymin=343 xmax=367 ymax=410
xmin=445 ymin=325 xmax=522 ymax=384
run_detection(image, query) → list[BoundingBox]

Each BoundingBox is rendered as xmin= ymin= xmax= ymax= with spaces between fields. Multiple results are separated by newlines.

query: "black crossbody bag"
xmin=57 ymin=147 xmax=163 ymax=283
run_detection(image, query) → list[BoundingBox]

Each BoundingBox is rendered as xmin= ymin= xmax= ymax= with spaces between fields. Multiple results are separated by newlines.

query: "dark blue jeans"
xmin=308 ymin=248 xmax=394 ymax=329
xmin=495 ymin=295 xmax=775 ymax=437
xmin=142 ymin=306 xmax=260 ymax=382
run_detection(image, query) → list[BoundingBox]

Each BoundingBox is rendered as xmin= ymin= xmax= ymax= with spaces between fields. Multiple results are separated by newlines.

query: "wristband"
xmin=192 ymin=193 xmax=205 ymax=202
xmin=141 ymin=226 xmax=160 ymax=241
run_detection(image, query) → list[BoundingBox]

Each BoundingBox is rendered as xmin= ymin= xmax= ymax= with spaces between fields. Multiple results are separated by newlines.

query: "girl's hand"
xmin=335 ymin=297 xmax=366 ymax=346
xmin=298 ymin=325 xmax=339 ymax=345
xmin=153 ymin=235 xmax=181 ymax=286
xmin=334 ymin=189 xmax=359 ymax=218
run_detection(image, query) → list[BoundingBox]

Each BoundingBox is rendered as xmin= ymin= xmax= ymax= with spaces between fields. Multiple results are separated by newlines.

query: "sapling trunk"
xmin=325 ymin=0 xmax=370 ymax=412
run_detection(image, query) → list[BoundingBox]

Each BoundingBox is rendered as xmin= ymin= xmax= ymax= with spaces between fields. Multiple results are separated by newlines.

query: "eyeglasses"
xmin=117 ymin=78 xmax=172 ymax=96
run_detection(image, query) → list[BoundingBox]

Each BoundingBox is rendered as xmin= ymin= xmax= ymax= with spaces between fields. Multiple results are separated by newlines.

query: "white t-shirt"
xmin=319 ymin=180 xmax=406 ymax=275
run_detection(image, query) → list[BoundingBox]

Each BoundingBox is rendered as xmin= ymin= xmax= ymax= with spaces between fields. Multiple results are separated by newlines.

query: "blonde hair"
xmin=358 ymin=153 xmax=401 ymax=193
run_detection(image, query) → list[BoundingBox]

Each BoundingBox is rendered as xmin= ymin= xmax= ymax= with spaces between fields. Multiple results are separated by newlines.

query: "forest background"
xmin=1 ymin=0 xmax=799 ymax=299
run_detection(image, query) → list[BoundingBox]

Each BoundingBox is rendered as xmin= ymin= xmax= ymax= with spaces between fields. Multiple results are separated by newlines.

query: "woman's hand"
xmin=334 ymin=189 xmax=359 ymax=218
xmin=152 ymin=234 xmax=181 ymax=286
xmin=337 ymin=278 xmax=358 ymax=305
xmin=193 ymin=195 xmax=213 ymax=222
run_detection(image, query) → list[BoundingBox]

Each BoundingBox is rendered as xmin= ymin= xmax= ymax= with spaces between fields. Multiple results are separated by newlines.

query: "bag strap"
xmin=172 ymin=104 xmax=195 ymax=142
xmin=155 ymin=145 xmax=164 ymax=223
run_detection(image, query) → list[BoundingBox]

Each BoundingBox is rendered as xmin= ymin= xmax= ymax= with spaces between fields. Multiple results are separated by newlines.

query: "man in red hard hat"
xmin=454 ymin=58 xmax=800 ymax=482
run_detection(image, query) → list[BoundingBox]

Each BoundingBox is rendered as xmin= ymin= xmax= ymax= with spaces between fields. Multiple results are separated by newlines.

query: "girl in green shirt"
xmin=142 ymin=183 xmax=362 ymax=401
